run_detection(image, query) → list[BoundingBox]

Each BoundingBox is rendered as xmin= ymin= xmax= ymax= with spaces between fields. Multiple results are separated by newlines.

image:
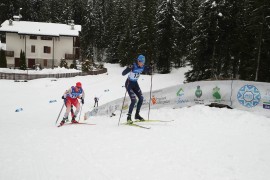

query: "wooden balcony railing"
xmin=5 ymin=51 xmax=14 ymax=57
xmin=65 ymin=54 xmax=75 ymax=59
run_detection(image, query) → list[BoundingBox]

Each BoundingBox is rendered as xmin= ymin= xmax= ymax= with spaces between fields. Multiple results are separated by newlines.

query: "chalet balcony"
xmin=5 ymin=51 xmax=14 ymax=57
xmin=65 ymin=53 xmax=75 ymax=59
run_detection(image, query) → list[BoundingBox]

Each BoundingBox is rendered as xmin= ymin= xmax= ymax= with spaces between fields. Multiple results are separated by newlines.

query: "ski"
xmin=122 ymin=123 xmax=151 ymax=129
xmin=134 ymin=119 xmax=174 ymax=123
xmin=58 ymin=122 xmax=96 ymax=127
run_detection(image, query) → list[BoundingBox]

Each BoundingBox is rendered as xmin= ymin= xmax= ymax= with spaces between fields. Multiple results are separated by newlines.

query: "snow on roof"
xmin=0 ymin=20 xmax=81 ymax=37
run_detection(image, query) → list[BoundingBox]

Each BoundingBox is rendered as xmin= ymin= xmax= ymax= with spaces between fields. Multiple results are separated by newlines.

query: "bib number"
xmin=129 ymin=72 xmax=140 ymax=81
xmin=134 ymin=73 xmax=140 ymax=78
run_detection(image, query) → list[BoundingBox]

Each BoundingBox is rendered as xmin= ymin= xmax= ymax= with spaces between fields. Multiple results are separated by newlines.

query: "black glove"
xmin=81 ymin=98 xmax=84 ymax=104
xmin=62 ymin=95 xmax=65 ymax=99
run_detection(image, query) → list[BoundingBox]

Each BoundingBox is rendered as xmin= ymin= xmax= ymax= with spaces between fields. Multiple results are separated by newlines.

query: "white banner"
xmin=84 ymin=80 xmax=270 ymax=119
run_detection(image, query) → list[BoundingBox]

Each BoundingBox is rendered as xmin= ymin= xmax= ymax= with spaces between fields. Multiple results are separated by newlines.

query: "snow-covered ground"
xmin=0 ymin=63 xmax=270 ymax=180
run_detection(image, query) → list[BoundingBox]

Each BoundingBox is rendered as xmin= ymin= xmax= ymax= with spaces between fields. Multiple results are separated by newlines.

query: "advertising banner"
xmin=84 ymin=80 xmax=270 ymax=120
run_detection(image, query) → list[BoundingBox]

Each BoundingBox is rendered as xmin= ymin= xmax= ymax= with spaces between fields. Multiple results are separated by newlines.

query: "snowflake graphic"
xmin=237 ymin=85 xmax=261 ymax=108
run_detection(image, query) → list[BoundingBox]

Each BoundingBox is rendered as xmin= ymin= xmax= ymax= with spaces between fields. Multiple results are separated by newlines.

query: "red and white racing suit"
xmin=63 ymin=86 xmax=85 ymax=119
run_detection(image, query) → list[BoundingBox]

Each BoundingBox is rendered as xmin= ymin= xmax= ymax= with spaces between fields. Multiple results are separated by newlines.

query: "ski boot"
xmin=60 ymin=117 xmax=68 ymax=126
xmin=127 ymin=113 xmax=133 ymax=124
xmin=135 ymin=113 xmax=145 ymax=121
xmin=71 ymin=115 xmax=78 ymax=123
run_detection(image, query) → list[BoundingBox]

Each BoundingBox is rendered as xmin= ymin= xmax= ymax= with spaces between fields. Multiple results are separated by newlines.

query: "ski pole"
xmin=98 ymin=94 xmax=103 ymax=99
xmin=118 ymin=68 xmax=133 ymax=126
xmin=55 ymin=103 xmax=65 ymax=125
xmin=118 ymin=89 xmax=128 ymax=126
xmin=147 ymin=64 xmax=154 ymax=120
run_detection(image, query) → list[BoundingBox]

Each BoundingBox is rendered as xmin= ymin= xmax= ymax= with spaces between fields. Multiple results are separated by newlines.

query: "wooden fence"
xmin=0 ymin=68 xmax=107 ymax=81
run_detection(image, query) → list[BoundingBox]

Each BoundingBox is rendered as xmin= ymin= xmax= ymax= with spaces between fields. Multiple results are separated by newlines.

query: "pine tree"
xmin=103 ymin=0 xmax=116 ymax=63
xmin=215 ymin=0 xmax=248 ymax=80
xmin=0 ymin=0 xmax=20 ymax=24
xmin=185 ymin=0 xmax=222 ymax=81
xmin=81 ymin=1 xmax=95 ymax=60
xmin=19 ymin=50 xmax=26 ymax=70
xmin=247 ymin=0 xmax=270 ymax=82
xmin=18 ymin=0 xmax=34 ymax=21
xmin=106 ymin=0 xmax=127 ymax=63
xmin=93 ymin=0 xmax=106 ymax=62
xmin=156 ymin=0 xmax=179 ymax=73
xmin=140 ymin=0 xmax=158 ymax=66
xmin=118 ymin=0 xmax=136 ymax=66
xmin=82 ymin=59 xmax=93 ymax=72
xmin=31 ymin=0 xmax=48 ymax=22
xmin=174 ymin=0 xmax=193 ymax=68
xmin=60 ymin=59 xmax=68 ymax=68
xmin=48 ymin=0 xmax=66 ymax=23
xmin=0 ymin=49 xmax=7 ymax=68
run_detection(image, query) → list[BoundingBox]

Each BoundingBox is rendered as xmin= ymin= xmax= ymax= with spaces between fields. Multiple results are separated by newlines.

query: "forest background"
xmin=0 ymin=0 xmax=269 ymax=82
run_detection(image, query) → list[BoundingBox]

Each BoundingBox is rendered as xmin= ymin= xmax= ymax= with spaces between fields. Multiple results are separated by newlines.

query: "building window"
xmin=0 ymin=34 xmax=6 ymax=43
xmin=41 ymin=36 xmax=52 ymax=40
xmin=44 ymin=59 xmax=47 ymax=67
xmin=31 ymin=45 xmax=35 ymax=53
xmin=30 ymin=35 xmax=37 ymax=40
xmin=44 ymin=46 xmax=51 ymax=54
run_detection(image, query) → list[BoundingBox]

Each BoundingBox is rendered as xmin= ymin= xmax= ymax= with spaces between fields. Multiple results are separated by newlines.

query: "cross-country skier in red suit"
xmin=60 ymin=82 xmax=85 ymax=126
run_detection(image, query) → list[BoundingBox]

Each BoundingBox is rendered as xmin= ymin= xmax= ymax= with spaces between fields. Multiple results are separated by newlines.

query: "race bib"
xmin=128 ymin=71 xmax=140 ymax=81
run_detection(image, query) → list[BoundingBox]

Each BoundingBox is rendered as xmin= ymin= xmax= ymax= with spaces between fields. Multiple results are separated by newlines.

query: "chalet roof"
xmin=0 ymin=20 xmax=81 ymax=37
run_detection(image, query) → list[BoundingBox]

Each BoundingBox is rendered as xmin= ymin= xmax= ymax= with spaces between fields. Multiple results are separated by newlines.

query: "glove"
xmin=128 ymin=64 xmax=133 ymax=69
xmin=81 ymin=98 xmax=84 ymax=104
xmin=62 ymin=95 xmax=65 ymax=99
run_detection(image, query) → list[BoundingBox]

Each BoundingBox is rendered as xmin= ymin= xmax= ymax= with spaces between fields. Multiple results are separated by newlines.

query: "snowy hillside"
xmin=0 ymin=64 xmax=270 ymax=180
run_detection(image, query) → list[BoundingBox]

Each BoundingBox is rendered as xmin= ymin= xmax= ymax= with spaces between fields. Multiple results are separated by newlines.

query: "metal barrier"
xmin=0 ymin=68 xmax=107 ymax=80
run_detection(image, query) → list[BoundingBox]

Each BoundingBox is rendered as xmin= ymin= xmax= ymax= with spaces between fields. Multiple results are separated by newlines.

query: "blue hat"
xmin=137 ymin=55 xmax=145 ymax=64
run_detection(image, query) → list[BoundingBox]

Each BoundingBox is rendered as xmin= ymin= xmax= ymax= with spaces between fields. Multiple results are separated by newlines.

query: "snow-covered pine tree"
xmin=215 ymin=0 xmax=246 ymax=80
xmin=93 ymin=0 xmax=106 ymax=62
xmin=81 ymin=1 xmax=95 ymax=60
xmin=82 ymin=59 xmax=93 ymax=72
xmin=247 ymin=0 xmax=270 ymax=82
xmin=69 ymin=0 xmax=87 ymax=25
xmin=103 ymin=0 xmax=116 ymax=63
xmin=156 ymin=0 xmax=179 ymax=74
xmin=139 ymin=0 xmax=158 ymax=66
xmin=173 ymin=0 xmax=192 ymax=68
xmin=0 ymin=0 xmax=19 ymax=24
xmin=106 ymin=0 xmax=127 ymax=64
xmin=185 ymin=0 xmax=222 ymax=81
xmin=0 ymin=49 xmax=7 ymax=68
xmin=118 ymin=0 xmax=136 ymax=66
xmin=60 ymin=59 xmax=68 ymax=68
